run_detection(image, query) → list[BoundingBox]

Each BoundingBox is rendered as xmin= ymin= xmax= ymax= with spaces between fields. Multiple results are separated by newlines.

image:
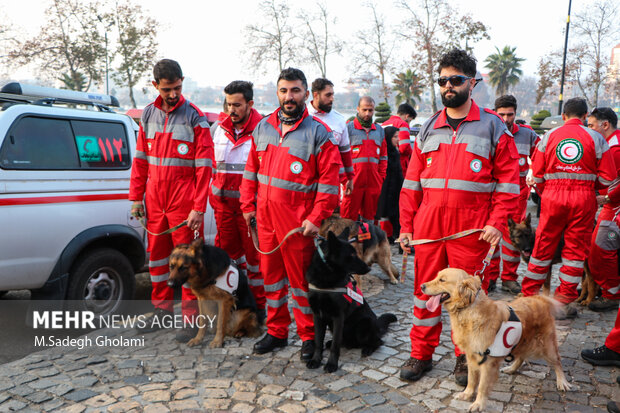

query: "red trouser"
xmin=378 ymin=218 xmax=393 ymax=238
xmin=606 ymin=306 xmax=620 ymax=352
xmin=488 ymin=182 xmax=530 ymax=283
xmin=341 ymin=187 xmax=380 ymax=221
xmin=589 ymin=209 xmax=620 ymax=299
xmin=257 ymin=200 xmax=315 ymax=341
xmin=213 ymin=204 xmax=265 ymax=310
xmin=410 ymin=233 xmax=490 ymax=360
xmin=522 ymin=186 xmax=597 ymax=304
xmin=146 ymin=208 xmax=198 ymax=319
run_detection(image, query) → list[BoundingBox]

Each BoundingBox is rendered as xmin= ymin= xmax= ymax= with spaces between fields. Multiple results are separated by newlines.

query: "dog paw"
xmin=324 ymin=362 xmax=338 ymax=373
xmin=306 ymin=359 xmax=321 ymax=369
xmin=557 ymin=379 xmax=572 ymax=391
xmin=361 ymin=348 xmax=373 ymax=357
xmin=390 ymin=278 xmax=398 ymax=285
xmin=455 ymin=391 xmax=474 ymax=401
xmin=468 ymin=401 xmax=485 ymax=412
xmin=208 ymin=339 xmax=223 ymax=348
xmin=187 ymin=338 xmax=201 ymax=347
xmin=500 ymin=365 xmax=517 ymax=374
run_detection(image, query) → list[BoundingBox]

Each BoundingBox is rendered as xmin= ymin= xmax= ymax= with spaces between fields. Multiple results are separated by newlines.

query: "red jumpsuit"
xmin=341 ymin=119 xmax=387 ymax=221
xmin=239 ymin=107 xmax=340 ymax=341
xmin=400 ymin=100 xmax=520 ymax=360
xmin=487 ymin=123 xmax=539 ymax=284
xmin=522 ymin=118 xmax=617 ymax=303
xmin=210 ymin=108 xmax=265 ymax=310
xmin=129 ymin=95 xmax=214 ymax=317
xmin=382 ymin=115 xmax=412 ymax=174
xmin=588 ymin=143 xmax=620 ymax=300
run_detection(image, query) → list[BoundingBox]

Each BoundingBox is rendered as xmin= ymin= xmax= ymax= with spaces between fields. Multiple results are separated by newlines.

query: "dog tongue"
xmin=426 ymin=295 xmax=442 ymax=312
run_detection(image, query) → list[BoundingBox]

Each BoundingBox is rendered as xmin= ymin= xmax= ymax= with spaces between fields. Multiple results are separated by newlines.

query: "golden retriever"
xmin=422 ymin=268 xmax=571 ymax=412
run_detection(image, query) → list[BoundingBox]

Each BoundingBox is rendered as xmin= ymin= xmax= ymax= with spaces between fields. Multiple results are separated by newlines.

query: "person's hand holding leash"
xmin=400 ymin=232 xmax=413 ymax=254
xmin=243 ymin=211 xmax=256 ymax=228
xmin=301 ymin=219 xmax=319 ymax=237
xmin=479 ymin=225 xmax=501 ymax=246
xmin=187 ymin=210 xmax=204 ymax=231
xmin=344 ymin=179 xmax=354 ymax=196
xmin=525 ymin=175 xmax=535 ymax=187
xmin=131 ymin=201 xmax=145 ymax=218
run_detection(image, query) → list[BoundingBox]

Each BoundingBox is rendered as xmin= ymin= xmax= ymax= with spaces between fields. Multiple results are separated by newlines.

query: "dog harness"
xmin=215 ymin=265 xmax=239 ymax=295
xmin=478 ymin=306 xmax=522 ymax=364
xmin=355 ymin=222 xmax=372 ymax=241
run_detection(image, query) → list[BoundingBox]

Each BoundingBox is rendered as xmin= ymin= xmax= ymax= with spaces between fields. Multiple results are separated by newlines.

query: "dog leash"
xmin=398 ymin=228 xmax=497 ymax=280
xmin=249 ymin=219 xmax=305 ymax=255
xmin=139 ymin=218 xmax=188 ymax=236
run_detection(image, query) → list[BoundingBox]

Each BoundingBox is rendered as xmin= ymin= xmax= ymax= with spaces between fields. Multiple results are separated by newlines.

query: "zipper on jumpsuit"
xmin=161 ymin=112 xmax=170 ymax=214
xmin=442 ymin=123 xmax=464 ymax=242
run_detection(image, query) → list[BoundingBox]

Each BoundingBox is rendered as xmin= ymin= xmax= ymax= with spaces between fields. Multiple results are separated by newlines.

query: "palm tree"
xmin=484 ymin=46 xmax=525 ymax=96
xmin=392 ymin=69 xmax=423 ymax=106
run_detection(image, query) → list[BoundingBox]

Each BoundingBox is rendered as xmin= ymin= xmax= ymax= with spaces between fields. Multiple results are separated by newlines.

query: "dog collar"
xmin=308 ymin=279 xmax=364 ymax=305
xmin=478 ymin=306 xmax=522 ymax=364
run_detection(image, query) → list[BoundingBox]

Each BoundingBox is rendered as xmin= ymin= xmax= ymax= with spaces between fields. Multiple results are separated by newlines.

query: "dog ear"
xmin=190 ymin=238 xmax=203 ymax=256
xmin=507 ymin=217 xmax=515 ymax=229
xmin=459 ymin=276 xmax=481 ymax=305
xmin=525 ymin=213 xmax=531 ymax=226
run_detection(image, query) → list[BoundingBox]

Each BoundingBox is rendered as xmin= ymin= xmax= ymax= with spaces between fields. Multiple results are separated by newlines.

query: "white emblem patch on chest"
xmin=470 ymin=159 xmax=482 ymax=173
xmin=177 ymin=143 xmax=189 ymax=155
xmin=290 ymin=161 xmax=303 ymax=174
xmin=519 ymin=157 xmax=526 ymax=166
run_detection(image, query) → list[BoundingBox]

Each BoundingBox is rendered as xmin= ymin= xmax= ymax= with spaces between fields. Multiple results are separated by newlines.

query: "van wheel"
xmin=67 ymin=248 xmax=135 ymax=316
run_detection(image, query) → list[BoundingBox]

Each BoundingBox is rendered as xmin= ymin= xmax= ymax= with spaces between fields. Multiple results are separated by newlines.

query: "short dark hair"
xmin=153 ymin=59 xmax=183 ymax=83
xmin=358 ymin=96 xmax=375 ymax=106
xmin=311 ymin=78 xmax=334 ymax=94
xmin=563 ymin=97 xmax=588 ymax=118
xmin=590 ymin=107 xmax=618 ymax=129
xmin=437 ymin=49 xmax=477 ymax=78
xmin=494 ymin=95 xmax=518 ymax=111
xmin=397 ymin=103 xmax=417 ymax=119
xmin=224 ymin=80 xmax=254 ymax=102
xmin=277 ymin=67 xmax=307 ymax=90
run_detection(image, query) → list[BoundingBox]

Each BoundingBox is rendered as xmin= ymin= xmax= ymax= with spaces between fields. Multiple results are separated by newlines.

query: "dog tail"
xmin=537 ymin=295 xmax=564 ymax=318
xmin=377 ymin=313 xmax=397 ymax=336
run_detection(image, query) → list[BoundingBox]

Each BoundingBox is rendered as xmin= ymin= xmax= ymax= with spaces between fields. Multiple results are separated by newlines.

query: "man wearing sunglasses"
xmin=399 ymin=49 xmax=520 ymax=386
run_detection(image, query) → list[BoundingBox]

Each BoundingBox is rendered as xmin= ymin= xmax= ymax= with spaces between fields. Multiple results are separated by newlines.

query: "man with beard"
xmin=129 ymin=59 xmax=215 ymax=341
xmin=341 ymin=97 xmax=387 ymax=222
xmin=308 ymin=78 xmax=354 ymax=197
xmin=485 ymin=95 xmax=539 ymax=294
xmin=239 ymin=68 xmax=341 ymax=359
xmin=210 ymin=81 xmax=265 ymax=318
xmin=399 ymin=49 xmax=520 ymax=385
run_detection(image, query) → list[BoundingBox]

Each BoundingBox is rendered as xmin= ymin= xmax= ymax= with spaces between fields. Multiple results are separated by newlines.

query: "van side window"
xmin=0 ymin=117 xmax=79 ymax=169
xmin=71 ymin=120 xmax=130 ymax=169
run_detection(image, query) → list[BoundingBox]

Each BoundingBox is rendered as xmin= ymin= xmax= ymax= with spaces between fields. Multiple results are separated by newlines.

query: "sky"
xmin=2 ymin=0 xmax=585 ymax=91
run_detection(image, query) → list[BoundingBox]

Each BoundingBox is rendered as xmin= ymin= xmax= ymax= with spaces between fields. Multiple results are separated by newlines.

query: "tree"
xmin=298 ymin=3 xmax=343 ymax=78
xmin=536 ymin=0 xmax=619 ymax=108
xmin=484 ymin=46 xmax=524 ymax=96
xmin=107 ymin=0 xmax=158 ymax=108
xmin=398 ymin=0 xmax=489 ymax=112
xmin=245 ymin=0 xmax=296 ymax=73
xmin=10 ymin=0 xmax=105 ymax=91
xmin=375 ymin=102 xmax=392 ymax=123
xmin=392 ymin=69 xmax=423 ymax=106
xmin=350 ymin=2 xmax=393 ymax=103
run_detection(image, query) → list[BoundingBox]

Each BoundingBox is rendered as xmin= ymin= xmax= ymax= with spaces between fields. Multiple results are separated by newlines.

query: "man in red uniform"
xmin=210 ymin=81 xmax=265 ymax=318
xmin=485 ymin=95 xmax=539 ymax=294
xmin=382 ymin=103 xmax=416 ymax=174
xmin=340 ymin=97 xmax=387 ymax=222
xmin=307 ymin=78 xmax=354 ymax=196
xmin=399 ymin=49 xmax=520 ymax=385
xmin=239 ymin=68 xmax=341 ymax=360
xmin=585 ymin=107 xmax=620 ymax=312
xmin=129 ymin=59 xmax=214 ymax=341
xmin=522 ymin=98 xmax=616 ymax=311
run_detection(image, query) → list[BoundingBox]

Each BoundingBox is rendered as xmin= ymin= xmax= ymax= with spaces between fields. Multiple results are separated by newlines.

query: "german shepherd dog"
xmin=319 ymin=213 xmax=400 ymax=285
xmin=305 ymin=229 xmax=397 ymax=373
xmin=423 ymin=269 xmax=570 ymax=412
xmin=168 ymin=239 xmax=261 ymax=348
xmin=508 ymin=213 xmax=597 ymax=304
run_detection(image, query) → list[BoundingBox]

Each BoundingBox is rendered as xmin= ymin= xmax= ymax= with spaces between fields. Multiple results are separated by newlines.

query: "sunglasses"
xmin=437 ymin=75 xmax=472 ymax=87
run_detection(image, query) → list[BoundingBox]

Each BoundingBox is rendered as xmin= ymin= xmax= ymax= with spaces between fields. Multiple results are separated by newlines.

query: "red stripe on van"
xmin=0 ymin=193 xmax=128 ymax=206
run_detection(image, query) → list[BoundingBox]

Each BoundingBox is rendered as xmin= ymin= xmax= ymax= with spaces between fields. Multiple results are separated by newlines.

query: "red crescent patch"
xmin=563 ymin=146 xmax=571 ymax=157
xmin=503 ymin=326 xmax=515 ymax=348
xmin=226 ymin=270 xmax=234 ymax=288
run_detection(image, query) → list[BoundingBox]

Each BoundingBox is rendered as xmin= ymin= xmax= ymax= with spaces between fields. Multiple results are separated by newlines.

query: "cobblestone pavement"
xmin=1 ymin=207 xmax=619 ymax=412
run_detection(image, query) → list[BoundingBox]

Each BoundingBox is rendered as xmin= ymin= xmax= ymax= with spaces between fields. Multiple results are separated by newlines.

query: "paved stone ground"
xmin=1 ymin=204 xmax=619 ymax=412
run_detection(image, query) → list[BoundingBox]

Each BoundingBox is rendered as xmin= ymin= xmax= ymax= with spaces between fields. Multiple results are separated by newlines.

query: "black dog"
xmin=305 ymin=229 xmax=397 ymax=372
